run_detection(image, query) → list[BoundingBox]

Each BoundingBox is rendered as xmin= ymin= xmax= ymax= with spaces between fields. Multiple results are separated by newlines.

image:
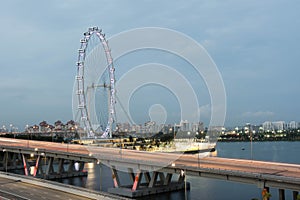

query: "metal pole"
xmin=184 ymin=169 xmax=187 ymax=200
xmin=198 ymin=144 xmax=200 ymax=168
xmin=99 ymin=163 xmax=102 ymax=191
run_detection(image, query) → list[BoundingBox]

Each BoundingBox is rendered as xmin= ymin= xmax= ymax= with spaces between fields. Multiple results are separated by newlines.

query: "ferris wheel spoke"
xmin=73 ymin=27 xmax=116 ymax=139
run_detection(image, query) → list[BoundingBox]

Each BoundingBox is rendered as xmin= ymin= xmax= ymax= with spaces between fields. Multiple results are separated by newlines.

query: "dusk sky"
xmin=1 ymin=0 xmax=299 ymax=130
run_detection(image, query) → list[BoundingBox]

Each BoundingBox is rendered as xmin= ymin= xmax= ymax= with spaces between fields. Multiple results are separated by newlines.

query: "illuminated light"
xmin=80 ymin=38 xmax=87 ymax=43
xmin=171 ymin=163 xmax=176 ymax=167
xmin=76 ymin=75 xmax=83 ymax=80
xmin=180 ymin=169 xmax=185 ymax=176
xmin=30 ymin=153 xmax=34 ymax=157
xmin=89 ymin=153 xmax=92 ymax=156
xmin=34 ymin=148 xmax=38 ymax=151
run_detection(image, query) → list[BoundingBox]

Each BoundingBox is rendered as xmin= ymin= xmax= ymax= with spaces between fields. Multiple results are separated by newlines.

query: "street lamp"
xmin=196 ymin=132 xmax=200 ymax=168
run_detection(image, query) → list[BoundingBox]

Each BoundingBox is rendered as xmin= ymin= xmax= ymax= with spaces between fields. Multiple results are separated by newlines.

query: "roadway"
xmin=0 ymin=176 xmax=90 ymax=200
xmin=0 ymin=172 xmax=127 ymax=200
xmin=1 ymin=138 xmax=300 ymax=191
xmin=1 ymin=137 xmax=300 ymax=178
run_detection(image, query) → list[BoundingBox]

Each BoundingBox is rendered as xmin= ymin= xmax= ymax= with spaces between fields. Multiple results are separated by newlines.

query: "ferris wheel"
xmin=73 ymin=27 xmax=116 ymax=138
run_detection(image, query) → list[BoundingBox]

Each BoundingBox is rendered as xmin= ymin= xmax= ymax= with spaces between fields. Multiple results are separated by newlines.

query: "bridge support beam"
xmin=0 ymin=152 xmax=88 ymax=180
xmin=111 ymin=166 xmax=120 ymax=188
xmin=108 ymin=167 xmax=190 ymax=198
xmin=0 ymin=151 xmax=23 ymax=171
xmin=42 ymin=157 xmax=87 ymax=179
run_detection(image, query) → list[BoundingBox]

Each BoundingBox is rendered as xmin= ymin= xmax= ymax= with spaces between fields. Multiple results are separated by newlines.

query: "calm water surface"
xmin=57 ymin=141 xmax=300 ymax=200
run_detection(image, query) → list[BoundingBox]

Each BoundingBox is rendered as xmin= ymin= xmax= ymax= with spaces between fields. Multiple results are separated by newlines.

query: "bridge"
xmin=0 ymin=138 xmax=299 ymax=200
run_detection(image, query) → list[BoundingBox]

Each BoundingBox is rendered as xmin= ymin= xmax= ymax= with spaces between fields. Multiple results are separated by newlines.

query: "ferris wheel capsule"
xmin=80 ymin=38 xmax=87 ymax=43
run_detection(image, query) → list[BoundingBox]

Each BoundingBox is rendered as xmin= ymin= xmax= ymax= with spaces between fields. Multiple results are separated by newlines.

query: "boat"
xmin=173 ymin=138 xmax=216 ymax=153
xmin=152 ymin=138 xmax=215 ymax=154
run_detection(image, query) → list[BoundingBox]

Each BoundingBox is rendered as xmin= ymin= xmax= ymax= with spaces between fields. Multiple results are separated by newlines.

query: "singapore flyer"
xmin=73 ymin=27 xmax=116 ymax=139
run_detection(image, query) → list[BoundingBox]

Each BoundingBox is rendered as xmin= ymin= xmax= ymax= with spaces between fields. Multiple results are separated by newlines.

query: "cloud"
xmin=0 ymin=0 xmax=299 ymax=130
xmin=198 ymin=104 xmax=211 ymax=121
xmin=242 ymin=111 xmax=275 ymax=118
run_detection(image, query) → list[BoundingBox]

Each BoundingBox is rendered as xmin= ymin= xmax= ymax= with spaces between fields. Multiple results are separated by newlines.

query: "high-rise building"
xmin=288 ymin=121 xmax=297 ymax=129
xmin=272 ymin=121 xmax=286 ymax=131
xmin=262 ymin=121 xmax=273 ymax=131
xmin=262 ymin=121 xmax=286 ymax=131
xmin=191 ymin=122 xmax=204 ymax=132
xmin=180 ymin=120 xmax=190 ymax=131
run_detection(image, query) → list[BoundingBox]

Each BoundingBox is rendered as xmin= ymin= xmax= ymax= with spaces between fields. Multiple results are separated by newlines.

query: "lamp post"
xmin=196 ymin=132 xmax=200 ymax=168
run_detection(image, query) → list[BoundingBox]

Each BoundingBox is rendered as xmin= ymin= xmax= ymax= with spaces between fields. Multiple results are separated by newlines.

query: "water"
xmin=57 ymin=141 xmax=300 ymax=199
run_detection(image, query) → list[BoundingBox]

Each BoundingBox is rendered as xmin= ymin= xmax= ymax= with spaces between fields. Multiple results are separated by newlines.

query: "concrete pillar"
xmin=21 ymin=154 xmax=29 ymax=176
xmin=46 ymin=157 xmax=54 ymax=175
xmin=67 ymin=160 xmax=75 ymax=173
xmin=292 ymin=191 xmax=299 ymax=200
xmin=164 ymin=173 xmax=172 ymax=186
xmin=33 ymin=155 xmax=40 ymax=176
xmin=149 ymin=171 xmax=159 ymax=188
xmin=158 ymin=172 xmax=165 ymax=184
xmin=57 ymin=158 xmax=65 ymax=173
xmin=111 ymin=166 xmax=120 ymax=188
xmin=127 ymin=168 xmax=135 ymax=183
xmin=11 ymin=152 xmax=17 ymax=168
xmin=278 ymin=189 xmax=285 ymax=200
xmin=4 ymin=152 xmax=8 ymax=172
xmin=144 ymin=172 xmax=151 ymax=184
xmin=78 ymin=162 xmax=85 ymax=171
xmin=178 ymin=170 xmax=185 ymax=183
xmin=132 ymin=170 xmax=142 ymax=191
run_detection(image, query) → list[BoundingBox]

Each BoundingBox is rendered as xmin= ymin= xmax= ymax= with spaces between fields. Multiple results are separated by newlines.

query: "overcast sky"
xmin=1 ymin=0 xmax=299 ymax=130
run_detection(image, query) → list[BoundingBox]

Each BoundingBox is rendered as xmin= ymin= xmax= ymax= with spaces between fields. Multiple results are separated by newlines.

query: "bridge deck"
xmin=0 ymin=138 xmax=299 ymax=191
xmin=0 ymin=172 xmax=127 ymax=200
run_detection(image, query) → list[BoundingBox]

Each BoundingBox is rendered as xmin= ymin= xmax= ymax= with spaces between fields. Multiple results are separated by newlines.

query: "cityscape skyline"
xmin=1 ymin=1 xmax=300 ymax=130
xmin=2 ymin=119 xmax=300 ymax=133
